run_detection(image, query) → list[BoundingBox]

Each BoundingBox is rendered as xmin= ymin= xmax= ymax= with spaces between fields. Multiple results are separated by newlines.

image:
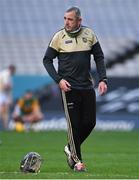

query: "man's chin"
xmin=65 ymin=28 xmax=72 ymax=32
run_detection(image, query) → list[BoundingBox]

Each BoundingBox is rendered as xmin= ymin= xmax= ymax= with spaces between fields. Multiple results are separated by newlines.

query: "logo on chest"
xmin=82 ymin=37 xmax=87 ymax=43
xmin=65 ymin=40 xmax=73 ymax=44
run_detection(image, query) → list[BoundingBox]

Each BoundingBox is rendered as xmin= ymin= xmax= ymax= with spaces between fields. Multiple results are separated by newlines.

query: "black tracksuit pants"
xmin=62 ymin=88 xmax=96 ymax=163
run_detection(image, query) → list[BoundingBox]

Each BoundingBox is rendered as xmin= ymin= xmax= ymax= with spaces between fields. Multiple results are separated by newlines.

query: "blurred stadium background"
xmin=0 ymin=0 xmax=139 ymax=131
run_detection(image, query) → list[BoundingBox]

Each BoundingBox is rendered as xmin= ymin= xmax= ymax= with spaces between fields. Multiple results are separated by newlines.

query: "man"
xmin=0 ymin=64 xmax=16 ymax=130
xmin=43 ymin=7 xmax=107 ymax=171
xmin=12 ymin=90 xmax=43 ymax=130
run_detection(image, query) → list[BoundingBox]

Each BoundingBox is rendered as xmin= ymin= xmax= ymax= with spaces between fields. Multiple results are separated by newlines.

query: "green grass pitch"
xmin=0 ymin=130 xmax=139 ymax=179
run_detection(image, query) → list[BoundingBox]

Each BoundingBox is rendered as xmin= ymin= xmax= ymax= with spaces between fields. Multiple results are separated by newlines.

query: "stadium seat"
xmin=0 ymin=0 xmax=139 ymax=76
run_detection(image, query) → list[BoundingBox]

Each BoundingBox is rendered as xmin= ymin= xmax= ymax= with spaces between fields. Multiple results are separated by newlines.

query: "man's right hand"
xmin=59 ymin=79 xmax=71 ymax=92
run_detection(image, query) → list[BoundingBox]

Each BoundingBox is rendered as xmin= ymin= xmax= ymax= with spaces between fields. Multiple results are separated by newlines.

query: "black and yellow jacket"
xmin=18 ymin=98 xmax=39 ymax=115
xmin=43 ymin=26 xmax=107 ymax=89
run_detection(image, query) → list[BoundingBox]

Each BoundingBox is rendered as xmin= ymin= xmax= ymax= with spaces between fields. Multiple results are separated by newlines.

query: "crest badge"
xmin=82 ymin=37 xmax=87 ymax=43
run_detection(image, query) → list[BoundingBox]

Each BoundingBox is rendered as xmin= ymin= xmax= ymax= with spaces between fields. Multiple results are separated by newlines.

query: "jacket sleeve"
xmin=91 ymin=41 xmax=107 ymax=82
xmin=43 ymin=47 xmax=62 ymax=83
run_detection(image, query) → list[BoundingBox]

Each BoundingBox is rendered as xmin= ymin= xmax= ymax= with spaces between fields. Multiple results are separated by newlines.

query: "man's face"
xmin=64 ymin=11 xmax=81 ymax=32
xmin=24 ymin=92 xmax=33 ymax=100
xmin=9 ymin=66 xmax=16 ymax=75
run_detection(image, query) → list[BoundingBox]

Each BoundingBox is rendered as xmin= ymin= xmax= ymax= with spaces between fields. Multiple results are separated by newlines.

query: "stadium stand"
xmin=0 ymin=0 xmax=139 ymax=76
xmin=0 ymin=0 xmax=138 ymax=131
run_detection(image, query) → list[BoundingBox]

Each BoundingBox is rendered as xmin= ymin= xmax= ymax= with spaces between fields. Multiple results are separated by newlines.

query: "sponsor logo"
xmin=96 ymin=87 xmax=139 ymax=114
xmin=9 ymin=118 xmax=136 ymax=131
xmin=67 ymin=102 xmax=74 ymax=109
xmin=65 ymin=40 xmax=72 ymax=44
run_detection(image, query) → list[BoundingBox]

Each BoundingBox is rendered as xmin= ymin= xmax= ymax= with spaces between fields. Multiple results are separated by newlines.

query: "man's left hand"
xmin=98 ymin=81 xmax=107 ymax=96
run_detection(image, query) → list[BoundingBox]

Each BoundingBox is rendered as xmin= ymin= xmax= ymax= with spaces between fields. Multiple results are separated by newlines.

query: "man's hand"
xmin=59 ymin=79 xmax=71 ymax=92
xmin=98 ymin=81 xmax=107 ymax=96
